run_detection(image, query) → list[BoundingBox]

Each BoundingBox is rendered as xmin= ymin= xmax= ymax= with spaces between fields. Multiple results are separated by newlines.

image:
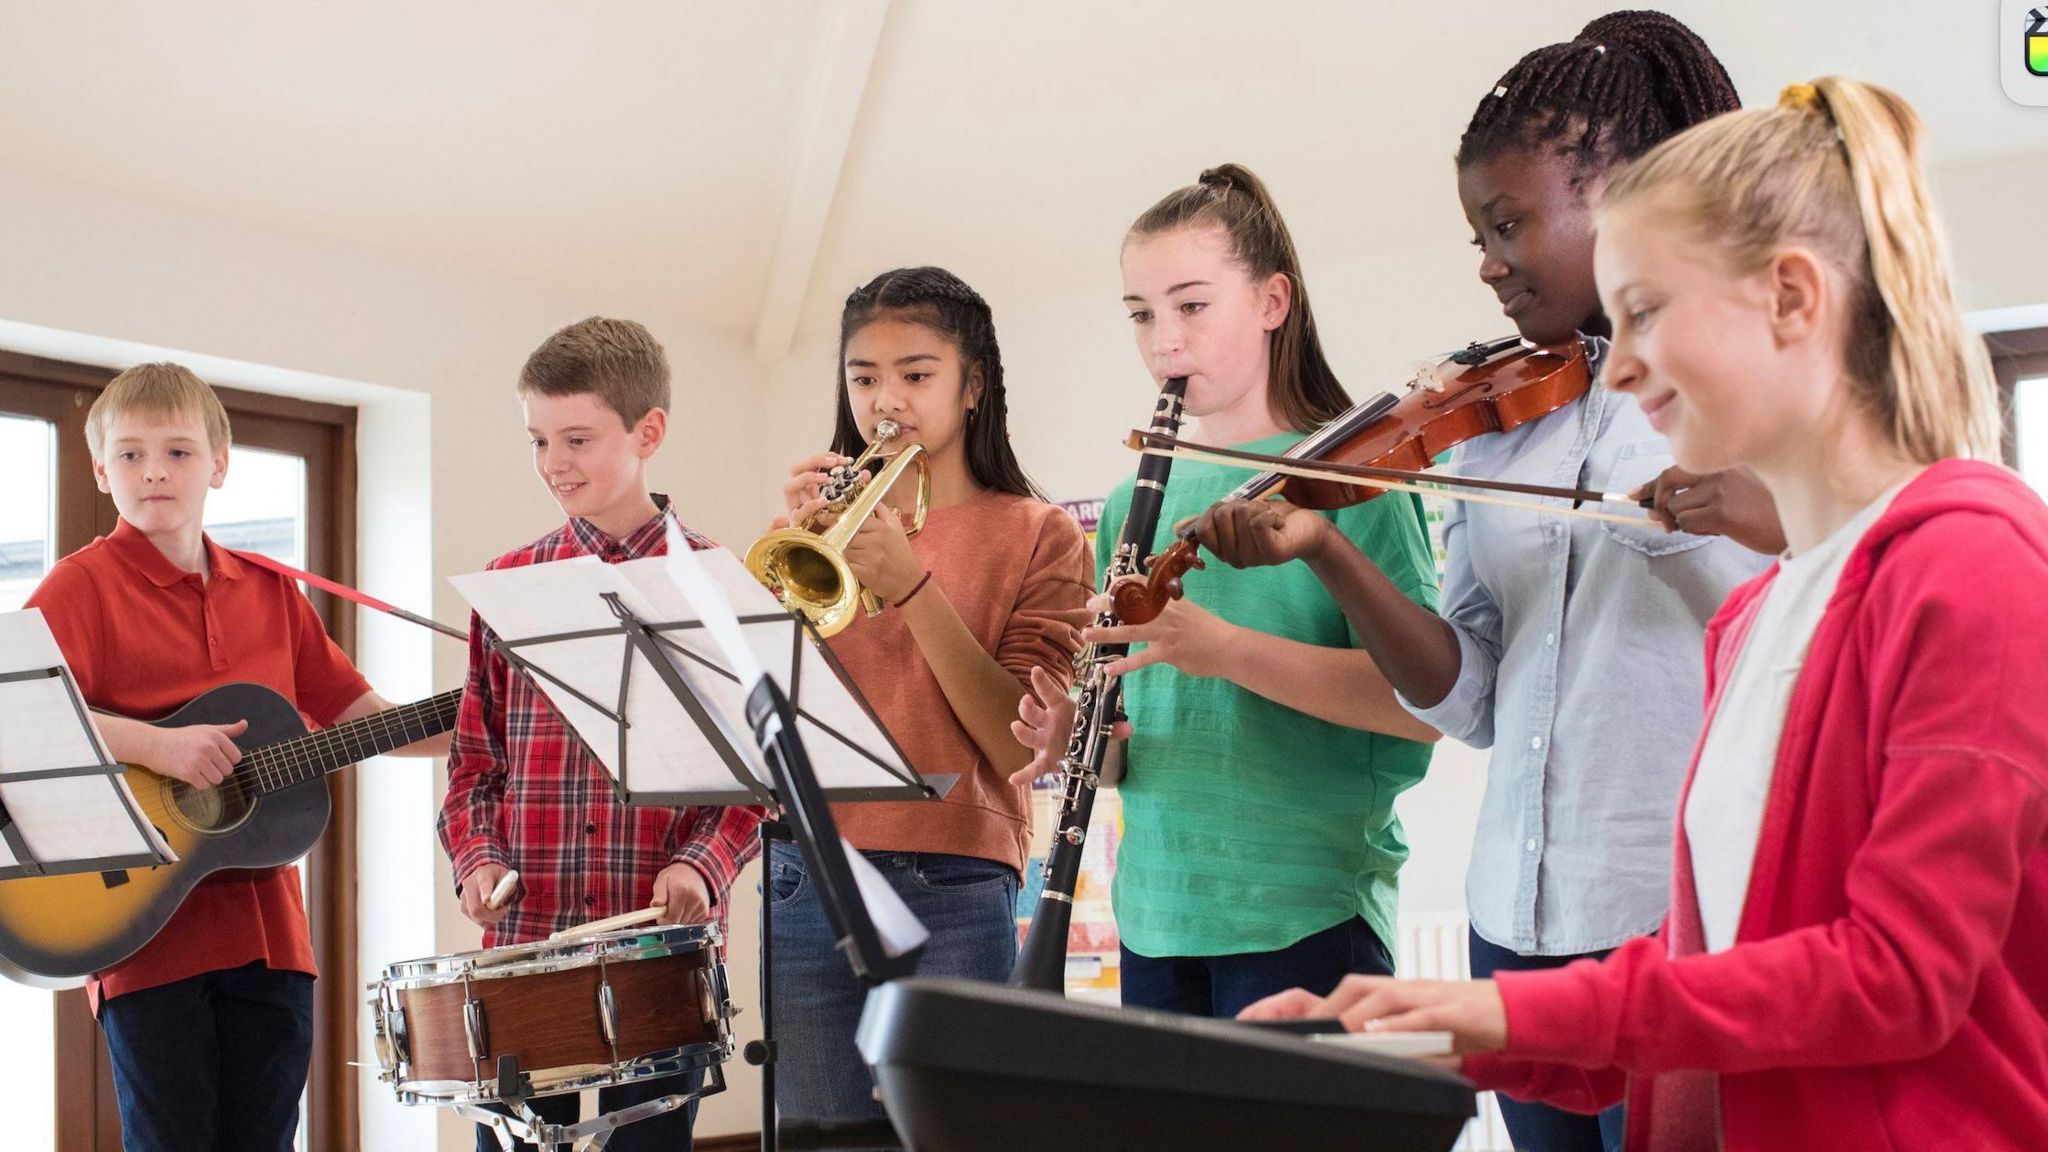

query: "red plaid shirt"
xmin=437 ymin=497 xmax=764 ymax=946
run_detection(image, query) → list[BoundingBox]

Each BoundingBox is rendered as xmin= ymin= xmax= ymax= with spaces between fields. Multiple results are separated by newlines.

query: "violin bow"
xmin=1126 ymin=430 xmax=1657 ymax=527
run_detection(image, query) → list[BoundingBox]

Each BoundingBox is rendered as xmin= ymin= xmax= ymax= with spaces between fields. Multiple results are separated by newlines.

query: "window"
xmin=1990 ymin=326 xmax=2048 ymax=489
xmin=0 ymin=409 xmax=59 ymax=1152
xmin=2012 ymin=373 xmax=2048 ymax=496
xmin=0 ymin=351 xmax=358 ymax=1152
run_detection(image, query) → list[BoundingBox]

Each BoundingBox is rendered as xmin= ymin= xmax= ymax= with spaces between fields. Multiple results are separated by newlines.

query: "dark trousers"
xmin=1120 ymin=915 xmax=1395 ymax=1019
xmin=1468 ymin=930 xmax=1625 ymax=1152
xmin=471 ymin=1070 xmax=702 ymax=1152
xmin=96 ymin=961 xmax=314 ymax=1152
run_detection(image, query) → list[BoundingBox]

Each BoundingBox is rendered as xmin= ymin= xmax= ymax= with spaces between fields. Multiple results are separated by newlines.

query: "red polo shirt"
xmin=26 ymin=519 xmax=370 ymax=1008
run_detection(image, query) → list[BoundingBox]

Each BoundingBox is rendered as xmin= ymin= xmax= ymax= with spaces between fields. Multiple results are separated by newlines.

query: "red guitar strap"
xmin=232 ymin=549 xmax=466 ymax=641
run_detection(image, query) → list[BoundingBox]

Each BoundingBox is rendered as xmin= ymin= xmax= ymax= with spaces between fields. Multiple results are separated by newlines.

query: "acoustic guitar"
xmin=0 ymin=682 xmax=461 ymax=986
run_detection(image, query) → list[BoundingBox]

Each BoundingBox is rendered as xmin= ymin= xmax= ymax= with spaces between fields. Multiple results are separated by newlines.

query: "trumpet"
xmin=745 ymin=420 xmax=931 ymax=637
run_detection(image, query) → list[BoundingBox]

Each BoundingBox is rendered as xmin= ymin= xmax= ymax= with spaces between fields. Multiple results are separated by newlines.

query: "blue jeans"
xmin=96 ymin=961 xmax=314 ymax=1152
xmin=1120 ymin=915 xmax=1394 ymax=1019
xmin=1469 ymin=930 xmax=1625 ymax=1152
xmin=470 ymin=1069 xmax=701 ymax=1152
xmin=767 ymin=841 xmax=1019 ymax=1123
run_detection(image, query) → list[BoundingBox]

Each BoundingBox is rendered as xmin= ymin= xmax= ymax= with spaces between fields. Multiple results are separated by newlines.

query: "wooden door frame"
xmin=1989 ymin=327 xmax=2048 ymax=468
xmin=0 ymin=350 xmax=361 ymax=1152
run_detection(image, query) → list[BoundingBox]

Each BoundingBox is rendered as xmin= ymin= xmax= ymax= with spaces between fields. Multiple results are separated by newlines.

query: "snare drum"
xmin=369 ymin=923 xmax=732 ymax=1105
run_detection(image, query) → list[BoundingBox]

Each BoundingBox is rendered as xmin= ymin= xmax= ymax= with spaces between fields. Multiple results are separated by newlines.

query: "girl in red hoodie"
xmin=1245 ymin=76 xmax=2048 ymax=1152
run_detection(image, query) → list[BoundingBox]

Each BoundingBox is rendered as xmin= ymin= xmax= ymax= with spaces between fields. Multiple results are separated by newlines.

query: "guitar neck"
xmin=243 ymin=689 xmax=463 ymax=796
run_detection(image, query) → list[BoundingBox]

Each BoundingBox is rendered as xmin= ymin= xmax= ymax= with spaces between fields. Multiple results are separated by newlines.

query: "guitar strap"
xmin=231 ymin=549 xmax=467 ymax=641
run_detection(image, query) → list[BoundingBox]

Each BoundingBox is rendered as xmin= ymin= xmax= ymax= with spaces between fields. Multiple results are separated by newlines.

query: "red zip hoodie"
xmin=1462 ymin=459 xmax=2048 ymax=1151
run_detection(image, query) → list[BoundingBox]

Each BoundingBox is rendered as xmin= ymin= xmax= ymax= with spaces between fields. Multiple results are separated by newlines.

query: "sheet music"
xmin=450 ymin=548 xmax=915 ymax=799
xmin=662 ymin=518 xmax=764 ymax=686
xmin=0 ymin=610 xmax=172 ymax=868
xmin=843 ymin=838 xmax=930 ymax=958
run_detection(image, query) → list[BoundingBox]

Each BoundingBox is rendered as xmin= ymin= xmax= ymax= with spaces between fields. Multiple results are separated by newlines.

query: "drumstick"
xmin=484 ymin=869 xmax=521 ymax=911
xmin=547 ymin=904 xmax=665 ymax=941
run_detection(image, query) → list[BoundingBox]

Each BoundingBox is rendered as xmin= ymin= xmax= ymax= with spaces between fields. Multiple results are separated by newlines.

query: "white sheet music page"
xmin=844 ymin=839 xmax=931 ymax=958
xmin=0 ymin=610 xmax=172 ymax=867
xmin=618 ymin=545 xmax=915 ymax=791
xmin=662 ymin=517 xmax=764 ymax=686
xmin=450 ymin=545 xmax=913 ymax=799
xmin=662 ymin=530 xmax=929 ymax=957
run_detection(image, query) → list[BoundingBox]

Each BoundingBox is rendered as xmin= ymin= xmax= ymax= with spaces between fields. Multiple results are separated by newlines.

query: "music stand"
xmin=451 ymin=522 xmax=942 ymax=1152
xmin=658 ymin=531 xmax=928 ymax=1152
xmin=0 ymin=610 xmax=175 ymax=988
xmin=448 ymin=543 xmax=937 ymax=808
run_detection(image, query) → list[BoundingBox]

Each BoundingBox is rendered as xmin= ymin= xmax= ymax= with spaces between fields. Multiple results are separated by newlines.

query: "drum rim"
xmin=380 ymin=922 xmax=723 ymax=985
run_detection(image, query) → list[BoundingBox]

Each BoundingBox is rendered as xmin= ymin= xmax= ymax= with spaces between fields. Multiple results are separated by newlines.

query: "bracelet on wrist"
xmin=894 ymin=570 xmax=933 ymax=608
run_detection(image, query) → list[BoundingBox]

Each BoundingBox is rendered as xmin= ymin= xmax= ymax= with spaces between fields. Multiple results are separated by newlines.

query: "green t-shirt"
xmin=1100 ymin=430 xmax=1440 ymax=958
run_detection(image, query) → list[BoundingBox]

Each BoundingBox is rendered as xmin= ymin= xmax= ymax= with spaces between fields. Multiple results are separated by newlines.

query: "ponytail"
xmin=1126 ymin=163 xmax=1350 ymax=431
xmin=1603 ymin=77 xmax=1997 ymax=462
xmin=1804 ymin=78 xmax=1999 ymax=461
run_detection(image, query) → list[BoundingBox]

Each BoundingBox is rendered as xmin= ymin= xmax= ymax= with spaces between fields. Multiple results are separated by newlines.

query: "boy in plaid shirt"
xmin=438 ymin=317 xmax=761 ymax=1152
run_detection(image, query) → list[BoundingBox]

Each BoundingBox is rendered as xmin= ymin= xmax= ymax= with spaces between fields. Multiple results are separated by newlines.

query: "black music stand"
xmin=0 ymin=610 xmax=173 ymax=987
xmin=448 ymin=542 xmax=936 ymax=808
xmin=452 ymin=524 xmax=942 ymax=1152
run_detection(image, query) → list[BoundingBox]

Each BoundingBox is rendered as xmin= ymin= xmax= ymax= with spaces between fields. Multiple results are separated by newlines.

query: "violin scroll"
xmin=1112 ymin=540 xmax=1203 ymax=625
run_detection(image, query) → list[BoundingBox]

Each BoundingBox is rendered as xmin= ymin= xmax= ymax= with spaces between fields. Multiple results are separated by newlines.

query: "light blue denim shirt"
xmin=1402 ymin=339 xmax=1772 ymax=955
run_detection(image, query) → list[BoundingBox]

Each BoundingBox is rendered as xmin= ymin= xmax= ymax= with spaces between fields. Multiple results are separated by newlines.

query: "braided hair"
xmin=832 ymin=266 xmax=1044 ymax=500
xmin=1457 ymin=10 xmax=1740 ymax=181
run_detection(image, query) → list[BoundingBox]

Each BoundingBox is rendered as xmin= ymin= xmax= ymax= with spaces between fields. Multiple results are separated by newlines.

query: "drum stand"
xmin=456 ymin=1054 xmax=724 ymax=1152
xmin=744 ymin=820 xmax=789 ymax=1152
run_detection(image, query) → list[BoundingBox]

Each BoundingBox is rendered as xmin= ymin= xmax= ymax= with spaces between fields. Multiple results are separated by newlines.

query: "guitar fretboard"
xmin=237 ymin=690 xmax=463 ymax=795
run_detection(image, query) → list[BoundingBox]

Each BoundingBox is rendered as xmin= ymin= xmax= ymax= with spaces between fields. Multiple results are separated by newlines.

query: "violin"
xmin=1113 ymin=336 xmax=1593 ymax=625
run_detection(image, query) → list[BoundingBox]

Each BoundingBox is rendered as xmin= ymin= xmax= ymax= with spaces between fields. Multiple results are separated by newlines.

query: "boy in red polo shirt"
xmin=438 ymin=317 xmax=762 ymax=1152
xmin=26 ymin=362 xmax=444 ymax=1152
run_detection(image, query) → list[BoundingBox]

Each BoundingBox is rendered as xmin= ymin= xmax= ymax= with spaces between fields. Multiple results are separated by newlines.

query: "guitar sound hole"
xmin=165 ymin=776 xmax=255 ymax=833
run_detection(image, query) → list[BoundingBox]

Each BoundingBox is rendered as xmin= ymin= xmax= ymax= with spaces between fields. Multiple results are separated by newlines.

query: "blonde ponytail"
xmin=1813 ymin=77 xmax=1998 ymax=461
xmin=1603 ymin=77 xmax=1996 ymax=463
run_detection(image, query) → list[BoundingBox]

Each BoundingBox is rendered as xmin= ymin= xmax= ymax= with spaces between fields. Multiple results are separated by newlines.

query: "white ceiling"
xmin=1 ymin=0 xmax=2042 ymax=357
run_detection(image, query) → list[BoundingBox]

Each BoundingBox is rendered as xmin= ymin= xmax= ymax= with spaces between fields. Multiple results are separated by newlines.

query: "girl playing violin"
xmin=1015 ymin=164 xmax=1441 ymax=1018
xmin=1178 ymin=13 xmax=1774 ymax=1150
xmin=1246 ymin=75 xmax=2048 ymax=1152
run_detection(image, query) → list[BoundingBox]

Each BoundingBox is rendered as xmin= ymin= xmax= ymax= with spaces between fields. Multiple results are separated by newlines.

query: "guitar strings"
xmin=161 ymin=693 xmax=461 ymax=811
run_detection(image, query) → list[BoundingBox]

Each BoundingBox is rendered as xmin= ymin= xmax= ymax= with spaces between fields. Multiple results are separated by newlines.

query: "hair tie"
xmin=1778 ymin=82 xmax=1825 ymax=114
xmin=1594 ymin=44 xmax=1607 ymax=55
xmin=1778 ymin=81 xmax=1846 ymax=144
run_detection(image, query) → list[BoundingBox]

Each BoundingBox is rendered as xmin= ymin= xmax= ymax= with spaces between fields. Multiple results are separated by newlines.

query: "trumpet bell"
xmin=744 ymin=529 xmax=864 ymax=638
xmin=744 ymin=436 xmax=929 ymax=638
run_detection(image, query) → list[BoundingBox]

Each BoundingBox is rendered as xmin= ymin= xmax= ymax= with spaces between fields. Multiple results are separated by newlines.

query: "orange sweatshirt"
xmin=827 ymin=489 xmax=1092 ymax=872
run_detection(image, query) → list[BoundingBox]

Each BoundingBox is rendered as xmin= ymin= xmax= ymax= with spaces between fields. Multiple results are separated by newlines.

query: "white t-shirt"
xmin=1685 ymin=482 xmax=1907 ymax=952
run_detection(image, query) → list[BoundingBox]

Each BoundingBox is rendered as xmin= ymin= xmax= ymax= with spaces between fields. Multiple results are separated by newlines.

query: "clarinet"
xmin=1011 ymin=375 xmax=1188 ymax=993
